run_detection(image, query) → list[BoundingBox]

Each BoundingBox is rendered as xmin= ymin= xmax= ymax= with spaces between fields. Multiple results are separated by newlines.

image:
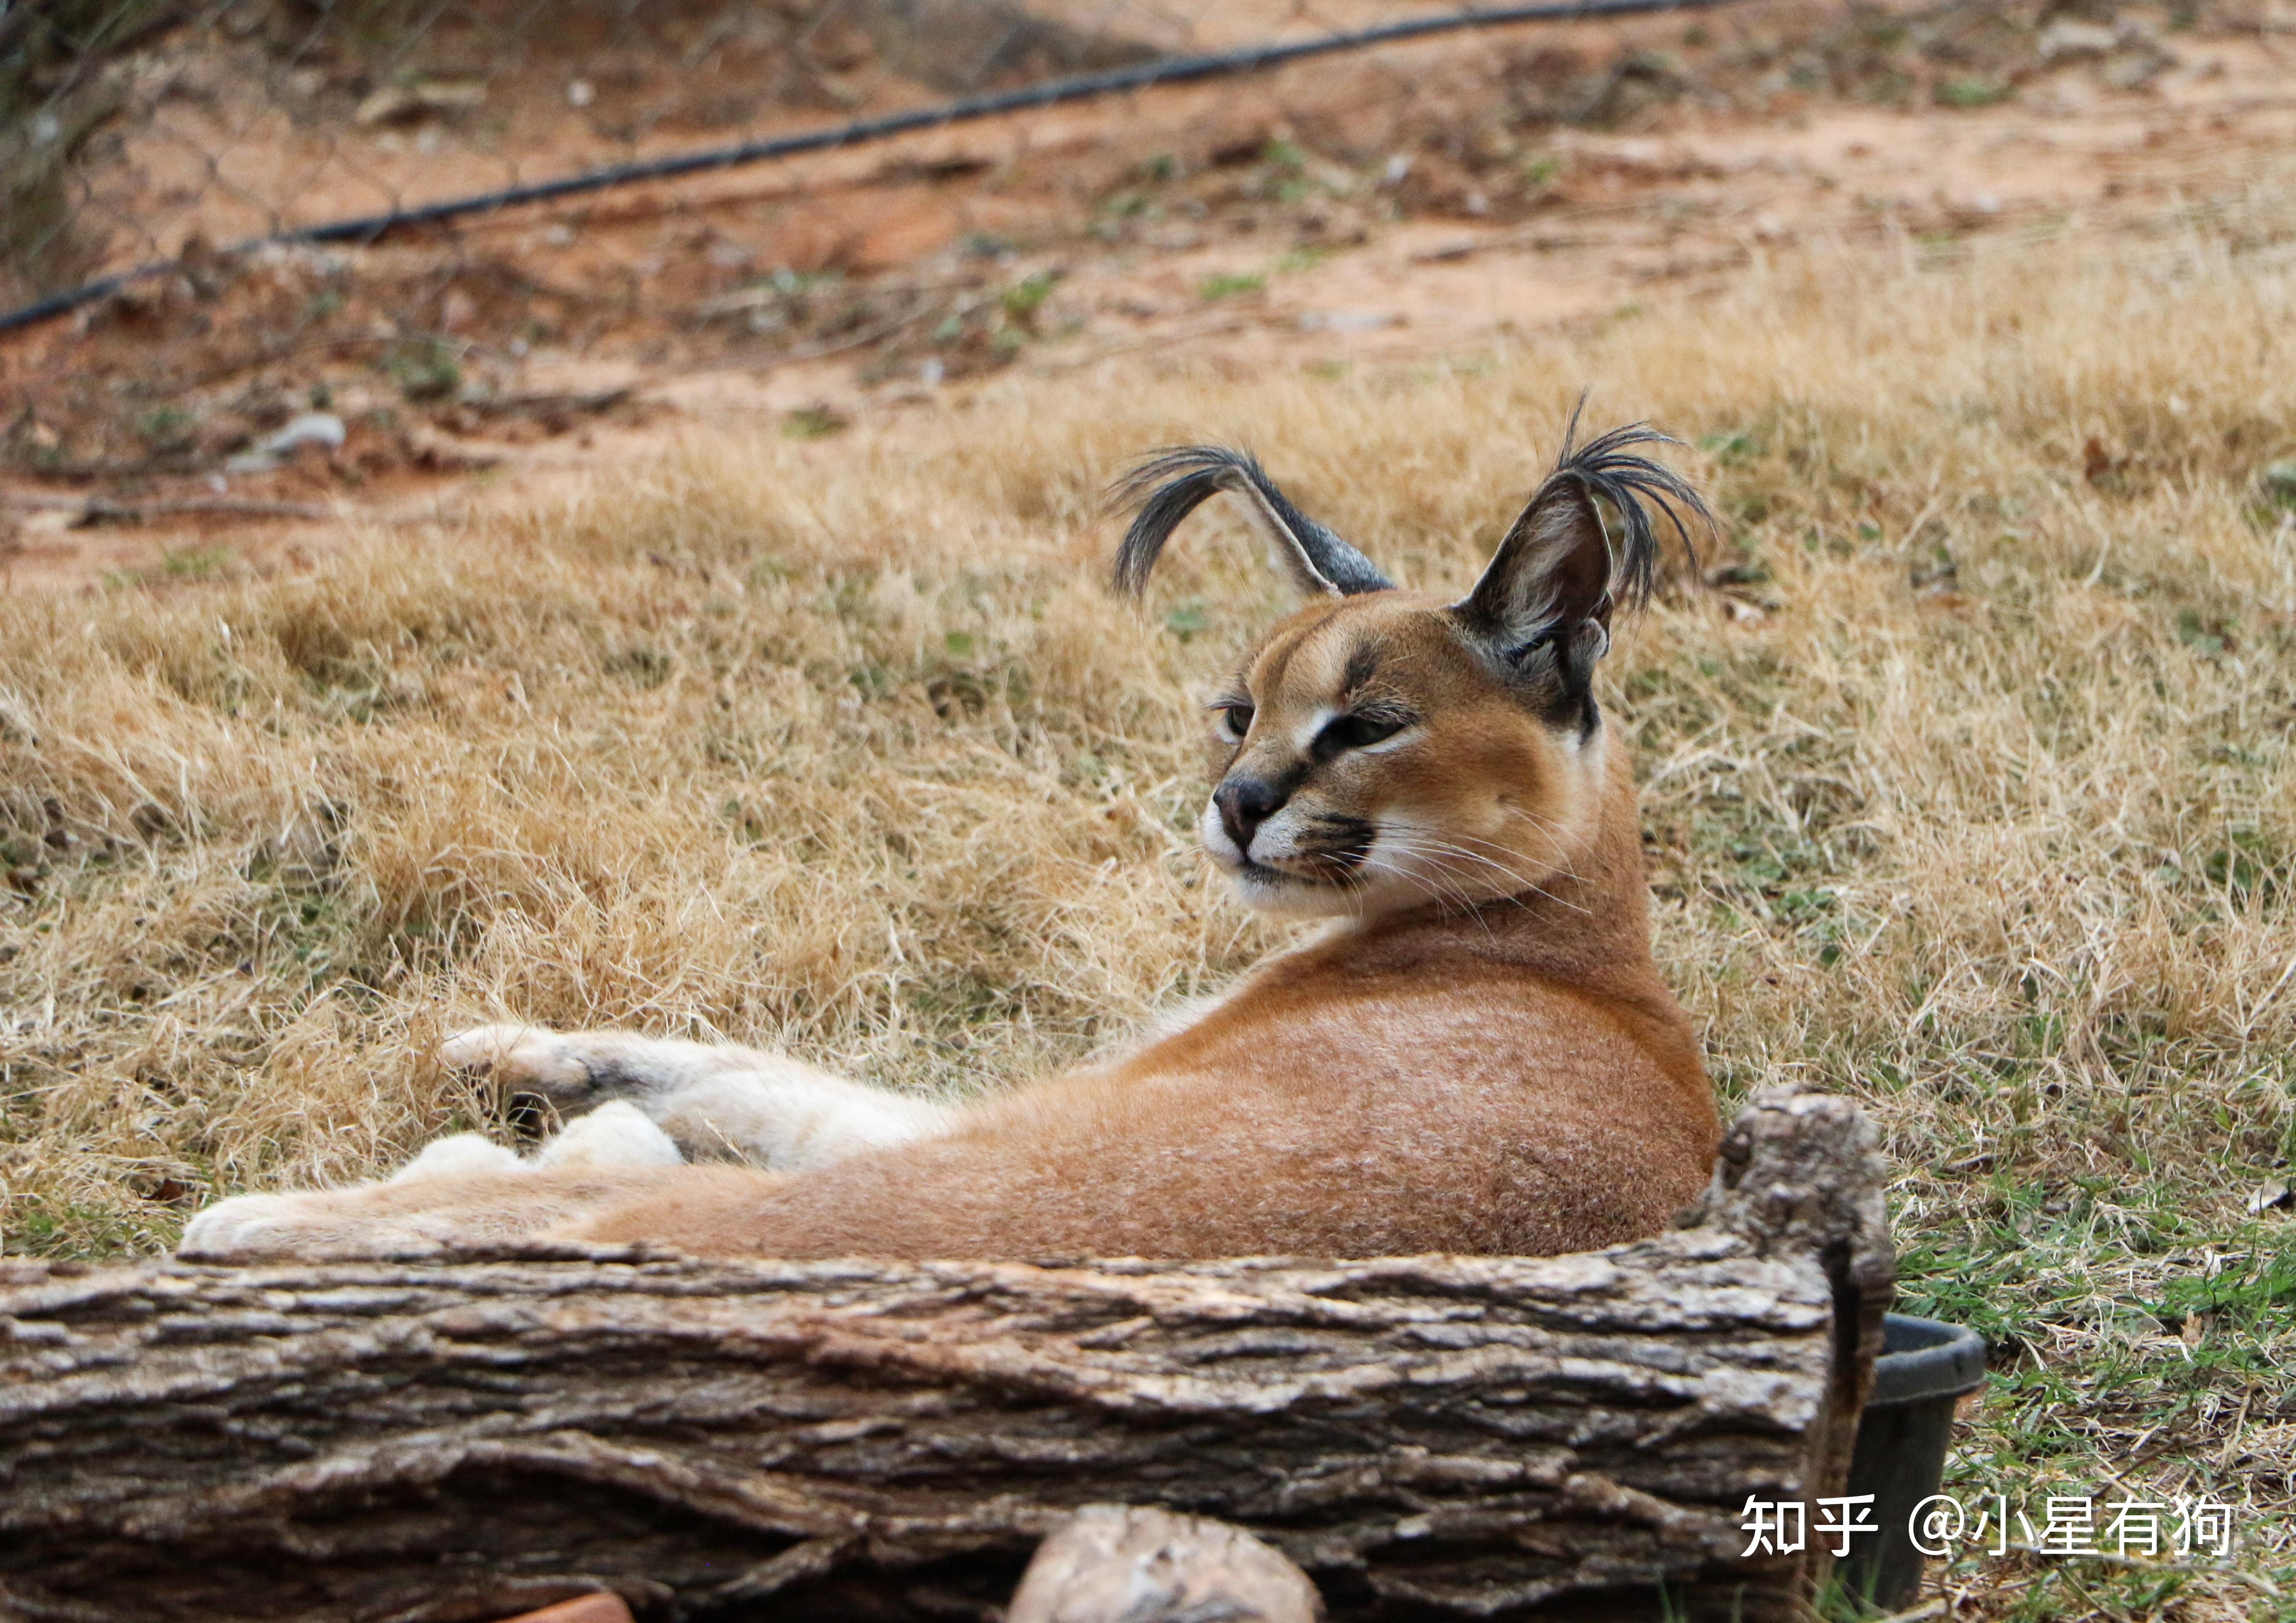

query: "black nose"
xmin=1214 ymin=777 xmax=1286 ymax=854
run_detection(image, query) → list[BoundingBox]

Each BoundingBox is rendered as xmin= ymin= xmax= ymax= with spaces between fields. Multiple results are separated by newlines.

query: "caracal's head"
xmin=1113 ymin=414 xmax=1712 ymax=921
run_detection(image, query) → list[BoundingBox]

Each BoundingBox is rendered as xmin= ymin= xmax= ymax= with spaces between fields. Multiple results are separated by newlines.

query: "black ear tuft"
xmin=1111 ymin=446 xmax=1393 ymax=598
xmin=1454 ymin=405 xmax=1714 ymax=664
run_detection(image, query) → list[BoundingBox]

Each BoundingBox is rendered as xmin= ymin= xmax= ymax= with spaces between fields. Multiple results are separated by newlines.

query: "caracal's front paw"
xmin=440 ymin=1023 xmax=705 ymax=1116
xmin=392 ymin=1106 xmax=681 ymax=1175
xmin=178 ymin=1106 xmax=684 ymax=1262
xmin=178 ymin=1192 xmax=319 ymax=1259
xmin=440 ymin=1023 xmax=594 ymax=1098
xmin=178 ymin=1189 xmax=451 ymax=1261
xmin=389 ymin=1132 xmax=524 ymax=1183
xmin=531 ymin=1100 xmax=684 ymax=1170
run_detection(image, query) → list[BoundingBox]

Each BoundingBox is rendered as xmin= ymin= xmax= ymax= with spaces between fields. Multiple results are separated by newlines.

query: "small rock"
xmin=1010 ymin=1506 xmax=1322 ymax=1623
xmin=2038 ymin=19 xmax=2117 ymax=62
xmin=2246 ymin=1178 xmax=2292 ymax=1215
xmin=355 ymin=79 xmax=486 ymax=127
xmin=2102 ymin=49 xmax=2172 ymax=92
xmin=493 ymin=1597 xmax=633 ymax=1623
xmin=226 ymin=412 xmax=346 ymax=474
xmin=270 ymin=411 xmax=348 ymax=449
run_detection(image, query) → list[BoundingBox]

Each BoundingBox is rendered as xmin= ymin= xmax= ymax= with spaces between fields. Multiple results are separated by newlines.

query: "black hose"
xmin=0 ymin=0 xmax=1736 ymax=335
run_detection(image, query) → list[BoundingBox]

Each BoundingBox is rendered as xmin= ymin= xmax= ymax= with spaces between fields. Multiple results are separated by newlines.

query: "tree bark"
xmin=0 ymin=1091 xmax=1893 ymax=1623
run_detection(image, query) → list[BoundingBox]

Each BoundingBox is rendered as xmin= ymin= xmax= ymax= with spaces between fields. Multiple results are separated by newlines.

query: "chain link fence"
xmin=0 ymin=0 xmax=2214 ymax=497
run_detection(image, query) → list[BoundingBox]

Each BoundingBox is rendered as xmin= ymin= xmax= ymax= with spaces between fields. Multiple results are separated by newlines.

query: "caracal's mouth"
xmin=1223 ymin=851 xmax=1366 ymax=889
xmin=1212 ymin=853 xmax=1310 ymax=886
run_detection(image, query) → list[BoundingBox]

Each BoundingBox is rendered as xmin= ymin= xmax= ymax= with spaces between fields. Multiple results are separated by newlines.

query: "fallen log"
xmin=0 ymin=1091 xmax=1893 ymax=1623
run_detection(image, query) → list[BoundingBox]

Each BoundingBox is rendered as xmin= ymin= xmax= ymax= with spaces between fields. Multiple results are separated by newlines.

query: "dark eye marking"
xmin=1312 ymin=705 xmax=1415 ymax=760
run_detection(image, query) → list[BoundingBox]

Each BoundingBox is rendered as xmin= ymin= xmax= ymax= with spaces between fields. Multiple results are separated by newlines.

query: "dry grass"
xmin=5 ymin=170 xmax=2296 ymax=1616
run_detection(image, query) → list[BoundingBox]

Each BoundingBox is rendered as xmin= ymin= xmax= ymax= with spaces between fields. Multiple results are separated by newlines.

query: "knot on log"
xmin=1683 ymin=1087 xmax=1896 ymax=1297
xmin=0 ymin=1091 xmax=1895 ymax=1623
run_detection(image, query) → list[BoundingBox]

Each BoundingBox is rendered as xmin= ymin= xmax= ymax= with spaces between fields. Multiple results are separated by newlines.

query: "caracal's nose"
xmin=1214 ymin=776 xmax=1285 ymax=855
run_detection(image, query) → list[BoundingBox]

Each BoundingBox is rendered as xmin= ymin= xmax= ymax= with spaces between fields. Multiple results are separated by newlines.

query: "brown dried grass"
xmin=4 ymin=179 xmax=2295 ymax=1616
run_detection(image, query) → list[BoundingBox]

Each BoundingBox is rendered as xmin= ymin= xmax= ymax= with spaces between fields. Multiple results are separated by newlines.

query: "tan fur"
xmin=181 ymin=476 xmax=1720 ymax=1265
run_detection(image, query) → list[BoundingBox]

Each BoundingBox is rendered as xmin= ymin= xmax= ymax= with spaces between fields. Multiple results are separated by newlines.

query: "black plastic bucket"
xmin=1836 ymin=1312 xmax=1988 ymax=1611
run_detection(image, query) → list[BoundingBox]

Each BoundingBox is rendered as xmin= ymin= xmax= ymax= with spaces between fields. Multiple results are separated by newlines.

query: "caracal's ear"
xmin=1451 ymin=407 xmax=1713 ymax=693
xmin=1110 ymin=446 xmax=1393 ymax=598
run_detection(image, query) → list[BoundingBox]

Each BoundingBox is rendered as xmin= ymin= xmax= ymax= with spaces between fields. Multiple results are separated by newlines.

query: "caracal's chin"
xmin=1218 ymin=859 xmax=1365 ymax=919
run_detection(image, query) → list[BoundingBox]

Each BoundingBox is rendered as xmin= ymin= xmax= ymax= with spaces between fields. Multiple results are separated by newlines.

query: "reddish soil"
xmin=4 ymin=0 xmax=2292 ymax=590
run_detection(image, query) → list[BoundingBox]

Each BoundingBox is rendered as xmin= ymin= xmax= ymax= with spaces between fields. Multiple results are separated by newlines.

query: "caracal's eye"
xmin=1314 ymin=712 xmax=1407 ymax=757
xmin=1217 ymin=703 xmax=1255 ymax=741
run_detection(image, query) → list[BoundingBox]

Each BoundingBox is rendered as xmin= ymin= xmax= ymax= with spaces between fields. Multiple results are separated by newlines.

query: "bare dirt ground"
xmin=7 ymin=0 xmax=2294 ymax=590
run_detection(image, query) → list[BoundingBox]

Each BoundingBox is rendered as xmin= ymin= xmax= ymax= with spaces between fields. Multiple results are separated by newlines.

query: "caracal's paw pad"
xmin=439 ymin=1023 xmax=591 ymax=1096
xmin=533 ymin=1101 xmax=684 ymax=1171
xmin=178 ymin=1193 xmax=310 ymax=1259
xmin=178 ymin=1192 xmax=448 ymax=1261
xmin=388 ymin=1132 xmax=524 ymax=1184
xmin=178 ymin=1108 xmax=684 ymax=1261
xmin=389 ymin=1105 xmax=683 ymax=1183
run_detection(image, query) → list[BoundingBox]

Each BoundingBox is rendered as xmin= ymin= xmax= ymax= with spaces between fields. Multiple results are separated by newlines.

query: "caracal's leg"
xmin=179 ymin=1100 xmax=689 ymax=1260
xmin=440 ymin=1024 xmax=955 ymax=1170
xmin=178 ymin=1025 xmax=955 ymax=1262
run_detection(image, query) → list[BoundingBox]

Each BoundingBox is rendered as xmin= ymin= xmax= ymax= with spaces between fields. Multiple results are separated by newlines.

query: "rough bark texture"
xmin=0 ymin=1091 xmax=1893 ymax=1623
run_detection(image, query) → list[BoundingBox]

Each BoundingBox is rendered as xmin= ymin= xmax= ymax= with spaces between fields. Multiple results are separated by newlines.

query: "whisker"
xmin=1429 ymin=827 xmax=1593 ymax=898
xmin=1363 ymin=836 xmax=1486 ymax=919
xmin=1373 ymin=833 xmax=1592 ymax=918
xmin=1371 ymin=849 xmax=1509 ymax=924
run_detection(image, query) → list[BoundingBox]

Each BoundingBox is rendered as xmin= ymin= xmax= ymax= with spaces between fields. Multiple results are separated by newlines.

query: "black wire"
xmin=0 ymin=0 xmax=1739 ymax=335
